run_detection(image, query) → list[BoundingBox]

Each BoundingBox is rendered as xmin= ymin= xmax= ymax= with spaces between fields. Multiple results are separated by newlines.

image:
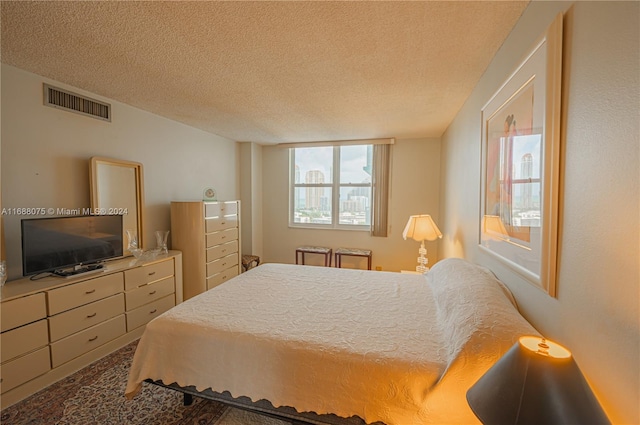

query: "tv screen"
xmin=22 ymin=215 xmax=123 ymax=276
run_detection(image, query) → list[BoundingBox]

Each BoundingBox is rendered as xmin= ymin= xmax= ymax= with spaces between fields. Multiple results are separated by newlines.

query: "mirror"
xmin=90 ymin=157 xmax=145 ymax=255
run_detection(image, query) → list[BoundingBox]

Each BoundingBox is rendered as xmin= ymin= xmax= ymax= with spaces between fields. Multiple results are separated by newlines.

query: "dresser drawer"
xmin=124 ymin=259 xmax=174 ymax=291
xmin=206 ymin=253 xmax=239 ymax=277
xmin=0 ymin=346 xmax=51 ymax=394
xmin=1 ymin=319 xmax=49 ymax=363
xmin=47 ymin=273 xmax=124 ymax=315
xmin=125 ymin=276 xmax=175 ymax=311
xmin=1 ymin=293 xmax=47 ymax=332
xmin=50 ymin=315 xmax=126 ymax=368
xmin=48 ymin=294 xmax=125 ymax=342
xmin=126 ymin=294 xmax=175 ymax=331
xmin=204 ymin=201 xmax=238 ymax=218
xmin=206 ymin=228 xmax=238 ymax=248
xmin=206 ymin=266 xmax=239 ymax=290
xmin=205 ymin=215 xmax=238 ymax=233
xmin=206 ymin=240 xmax=239 ymax=262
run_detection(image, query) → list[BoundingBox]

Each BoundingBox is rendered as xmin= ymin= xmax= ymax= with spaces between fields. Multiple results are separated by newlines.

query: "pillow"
xmin=426 ymin=257 xmax=539 ymax=366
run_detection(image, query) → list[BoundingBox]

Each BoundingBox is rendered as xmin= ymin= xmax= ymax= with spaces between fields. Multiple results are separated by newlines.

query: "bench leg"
xmin=184 ymin=393 xmax=193 ymax=406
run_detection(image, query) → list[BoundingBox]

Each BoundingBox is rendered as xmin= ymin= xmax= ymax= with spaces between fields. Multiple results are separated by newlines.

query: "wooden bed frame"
xmin=145 ymin=379 xmax=382 ymax=425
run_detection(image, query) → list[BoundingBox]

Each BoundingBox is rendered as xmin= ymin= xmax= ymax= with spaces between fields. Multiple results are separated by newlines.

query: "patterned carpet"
xmin=0 ymin=340 xmax=288 ymax=425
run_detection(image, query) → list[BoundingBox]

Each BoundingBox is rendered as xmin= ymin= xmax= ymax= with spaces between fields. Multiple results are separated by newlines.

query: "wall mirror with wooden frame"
xmin=90 ymin=157 xmax=145 ymax=255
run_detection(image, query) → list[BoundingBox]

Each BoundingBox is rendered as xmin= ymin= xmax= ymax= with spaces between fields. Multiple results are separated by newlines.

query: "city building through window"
xmin=290 ymin=145 xmax=372 ymax=229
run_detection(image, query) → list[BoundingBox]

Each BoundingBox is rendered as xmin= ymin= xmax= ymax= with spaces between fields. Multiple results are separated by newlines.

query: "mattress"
xmin=125 ymin=259 xmax=538 ymax=424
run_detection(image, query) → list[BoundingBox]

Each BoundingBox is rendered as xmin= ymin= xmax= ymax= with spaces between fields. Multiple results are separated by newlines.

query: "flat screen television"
xmin=22 ymin=215 xmax=123 ymax=277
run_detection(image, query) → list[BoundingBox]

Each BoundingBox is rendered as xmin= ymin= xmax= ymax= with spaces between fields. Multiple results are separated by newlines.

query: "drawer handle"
xmin=221 ymin=221 xmax=226 ymax=225
xmin=88 ymin=336 xmax=98 ymax=342
xmin=222 ymin=262 xmax=227 ymax=266
xmin=221 ymin=236 xmax=226 ymax=239
xmin=150 ymin=309 xmax=157 ymax=314
xmin=87 ymin=313 xmax=97 ymax=318
xmin=149 ymin=290 xmax=157 ymax=295
xmin=222 ymin=249 xmax=226 ymax=253
xmin=148 ymin=271 xmax=156 ymax=276
xmin=85 ymin=289 xmax=96 ymax=295
xmin=222 ymin=275 xmax=227 ymax=279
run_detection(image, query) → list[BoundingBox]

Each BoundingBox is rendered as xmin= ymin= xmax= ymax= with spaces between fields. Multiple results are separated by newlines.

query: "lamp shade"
xmin=483 ymin=215 xmax=509 ymax=239
xmin=467 ymin=336 xmax=610 ymax=425
xmin=402 ymin=215 xmax=442 ymax=242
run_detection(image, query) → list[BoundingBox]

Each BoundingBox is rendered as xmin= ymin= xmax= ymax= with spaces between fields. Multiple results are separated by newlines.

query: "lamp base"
xmin=415 ymin=241 xmax=429 ymax=274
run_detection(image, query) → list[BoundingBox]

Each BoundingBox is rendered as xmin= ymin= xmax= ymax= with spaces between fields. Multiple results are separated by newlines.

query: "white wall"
xmin=440 ymin=2 xmax=639 ymax=423
xmin=1 ymin=64 xmax=238 ymax=279
xmin=261 ymin=138 xmax=441 ymax=272
xmin=239 ymin=141 xmax=264 ymax=258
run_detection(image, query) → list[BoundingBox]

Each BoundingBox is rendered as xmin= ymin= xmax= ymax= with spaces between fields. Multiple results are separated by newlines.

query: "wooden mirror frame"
xmin=90 ymin=157 xmax=145 ymax=254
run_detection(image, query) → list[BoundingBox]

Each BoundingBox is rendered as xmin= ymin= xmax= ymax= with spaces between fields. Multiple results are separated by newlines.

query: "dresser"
xmin=0 ymin=251 xmax=182 ymax=407
xmin=171 ymin=201 xmax=241 ymax=300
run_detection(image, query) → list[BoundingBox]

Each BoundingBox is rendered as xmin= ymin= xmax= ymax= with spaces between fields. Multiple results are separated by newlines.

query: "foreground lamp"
xmin=402 ymin=214 xmax=442 ymax=273
xmin=467 ymin=336 xmax=610 ymax=425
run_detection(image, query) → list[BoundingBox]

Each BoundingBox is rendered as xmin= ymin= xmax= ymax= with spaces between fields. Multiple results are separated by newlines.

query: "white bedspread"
xmin=125 ymin=258 xmax=538 ymax=424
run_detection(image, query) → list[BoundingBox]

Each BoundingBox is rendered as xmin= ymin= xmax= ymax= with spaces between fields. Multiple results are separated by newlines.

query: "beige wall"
xmin=261 ymin=138 xmax=441 ymax=272
xmin=440 ymin=2 xmax=639 ymax=423
xmin=239 ymin=141 xmax=264 ymax=258
xmin=1 ymin=64 xmax=238 ymax=279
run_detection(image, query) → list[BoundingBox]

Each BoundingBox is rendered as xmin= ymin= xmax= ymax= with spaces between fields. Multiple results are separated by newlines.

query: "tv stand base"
xmin=53 ymin=263 xmax=104 ymax=278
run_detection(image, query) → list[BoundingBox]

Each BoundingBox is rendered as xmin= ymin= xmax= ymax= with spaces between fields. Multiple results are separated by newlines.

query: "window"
xmin=290 ymin=145 xmax=373 ymax=229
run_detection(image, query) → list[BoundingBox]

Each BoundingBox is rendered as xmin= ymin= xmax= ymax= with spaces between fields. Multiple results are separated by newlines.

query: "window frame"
xmin=289 ymin=145 xmax=372 ymax=230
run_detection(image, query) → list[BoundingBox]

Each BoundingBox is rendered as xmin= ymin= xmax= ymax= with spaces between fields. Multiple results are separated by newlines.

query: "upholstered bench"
xmin=295 ymin=246 xmax=332 ymax=267
xmin=335 ymin=248 xmax=372 ymax=270
xmin=241 ymin=255 xmax=261 ymax=271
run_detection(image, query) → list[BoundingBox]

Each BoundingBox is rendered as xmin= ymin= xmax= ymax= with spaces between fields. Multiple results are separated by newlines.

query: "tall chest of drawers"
xmin=171 ymin=201 xmax=242 ymax=300
xmin=0 ymin=252 xmax=183 ymax=407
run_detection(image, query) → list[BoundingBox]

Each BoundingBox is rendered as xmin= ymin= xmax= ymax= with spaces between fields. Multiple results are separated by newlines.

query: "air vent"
xmin=44 ymin=84 xmax=111 ymax=122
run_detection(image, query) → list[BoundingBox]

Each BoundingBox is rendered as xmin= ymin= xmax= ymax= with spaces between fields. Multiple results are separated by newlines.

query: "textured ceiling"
xmin=1 ymin=1 xmax=529 ymax=144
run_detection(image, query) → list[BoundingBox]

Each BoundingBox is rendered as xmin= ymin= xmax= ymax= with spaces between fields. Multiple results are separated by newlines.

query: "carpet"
xmin=0 ymin=340 xmax=288 ymax=425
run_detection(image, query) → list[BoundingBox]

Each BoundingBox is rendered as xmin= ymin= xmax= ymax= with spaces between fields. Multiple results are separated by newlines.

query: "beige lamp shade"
xmin=402 ymin=215 xmax=442 ymax=242
xmin=483 ymin=215 xmax=509 ymax=239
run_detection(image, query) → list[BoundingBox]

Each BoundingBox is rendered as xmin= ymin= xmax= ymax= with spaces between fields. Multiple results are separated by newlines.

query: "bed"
xmin=125 ymin=258 xmax=539 ymax=424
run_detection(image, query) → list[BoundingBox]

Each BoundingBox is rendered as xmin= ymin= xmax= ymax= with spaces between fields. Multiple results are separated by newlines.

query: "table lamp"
xmin=402 ymin=214 xmax=442 ymax=273
xmin=483 ymin=214 xmax=509 ymax=239
xmin=467 ymin=336 xmax=610 ymax=424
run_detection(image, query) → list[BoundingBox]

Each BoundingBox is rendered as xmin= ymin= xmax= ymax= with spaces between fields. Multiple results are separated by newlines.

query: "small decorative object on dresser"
xmin=203 ymin=187 xmax=217 ymax=201
xmin=155 ymin=230 xmax=169 ymax=255
xmin=126 ymin=229 xmax=143 ymax=259
xmin=0 ymin=260 xmax=7 ymax=286
xmin=171 ymin=201 xmax=242 ymax=300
